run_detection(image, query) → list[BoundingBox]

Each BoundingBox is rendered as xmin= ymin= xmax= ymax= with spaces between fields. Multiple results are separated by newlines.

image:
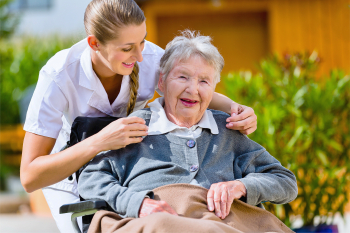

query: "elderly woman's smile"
xmin=158 ymin=55 xmax=216 ymax=128
xmin=180 ymin=98 xmax=198 ymax=107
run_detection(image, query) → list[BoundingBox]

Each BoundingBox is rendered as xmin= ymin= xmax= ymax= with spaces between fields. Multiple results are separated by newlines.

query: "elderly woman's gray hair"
xmin=159 ymin=30 xmax=224 ymax=84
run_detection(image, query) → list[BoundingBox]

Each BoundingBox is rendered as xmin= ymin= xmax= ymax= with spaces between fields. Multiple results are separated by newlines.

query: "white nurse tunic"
xmin=23 ymin=38 xmax=164 ymax=232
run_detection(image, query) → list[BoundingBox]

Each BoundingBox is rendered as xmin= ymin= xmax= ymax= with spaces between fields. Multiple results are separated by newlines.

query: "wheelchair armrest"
xmin=59 ymin=200 xmax=107 ymax=214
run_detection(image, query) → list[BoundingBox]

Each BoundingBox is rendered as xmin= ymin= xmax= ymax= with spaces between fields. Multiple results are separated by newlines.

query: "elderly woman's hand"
xmin=226 ymin=102 xmax=257 ymax=135
xmin=207 ymin=181 xmax=247 ymax=220
xmin=139 ymin=198 xmax=178 ymax=218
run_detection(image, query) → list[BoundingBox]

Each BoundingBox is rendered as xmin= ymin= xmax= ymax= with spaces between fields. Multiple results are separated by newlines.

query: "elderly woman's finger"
xmin=226 ymin=198 xmax=232 ymax=217
xmin=207 ymin=187 xmax=215 ymax=211
xmin=220 ymin=188 xmax=228 ymax=219
xmin=164 ymin=206 xmax=178 ymax=216
xmin=213 ymin=188 xmax=222 ymax=218
xmin=160 ymin=201 xmax=178 ymax=216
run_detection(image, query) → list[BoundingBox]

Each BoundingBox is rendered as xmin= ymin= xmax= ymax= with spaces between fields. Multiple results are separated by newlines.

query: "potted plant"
xmin=221 ymin=52 xmax=350 ymax=232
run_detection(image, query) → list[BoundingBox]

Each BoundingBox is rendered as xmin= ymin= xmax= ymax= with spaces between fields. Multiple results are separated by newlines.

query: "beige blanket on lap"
xmin=88 ymin=184 xmax=294 ymax=233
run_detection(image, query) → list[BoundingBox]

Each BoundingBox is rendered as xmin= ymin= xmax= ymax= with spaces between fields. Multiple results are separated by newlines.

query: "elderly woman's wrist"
xmin=236 ymin=180 xmax=247 ymax=197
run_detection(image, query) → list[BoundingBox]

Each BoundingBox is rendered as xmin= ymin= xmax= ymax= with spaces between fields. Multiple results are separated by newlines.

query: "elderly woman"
xmin=78 ymin=31 xmax=297 ymax=233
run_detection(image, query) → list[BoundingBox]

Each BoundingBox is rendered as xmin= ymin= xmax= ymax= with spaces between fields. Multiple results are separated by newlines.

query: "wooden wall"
xmin=140 ymin=0 xmax=350 ymax=76
xmin=142 ymin=0 xmax=270 ymax=74
xmin=269 ymin=0 xmax=350 ymax=76
xmin=156 ymin=12 xmax=268 ymax=73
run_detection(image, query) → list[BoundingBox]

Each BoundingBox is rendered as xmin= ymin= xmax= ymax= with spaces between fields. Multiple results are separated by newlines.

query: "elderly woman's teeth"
xmin=181 ymin=99 xmax=197 ymax=103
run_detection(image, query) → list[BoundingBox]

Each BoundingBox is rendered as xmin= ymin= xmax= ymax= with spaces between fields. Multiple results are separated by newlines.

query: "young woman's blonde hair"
xmin=84 ymin=0 xmax=145 ymax=115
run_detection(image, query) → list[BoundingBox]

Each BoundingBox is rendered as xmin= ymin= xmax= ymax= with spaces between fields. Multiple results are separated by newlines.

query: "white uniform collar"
xmin=79 ymin=46 xmax=131 ymax=116
xmin=148 ymin=97 xmax=219 ymax=135
xmin=80 ymin=46 xmax=97 ymax=91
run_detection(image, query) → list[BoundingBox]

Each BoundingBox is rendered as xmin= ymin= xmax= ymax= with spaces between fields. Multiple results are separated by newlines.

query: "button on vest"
xmin=186 ymin=140 xmax=196 ymax=148
xmin=190 ymin=165 xmax=199 ymax=172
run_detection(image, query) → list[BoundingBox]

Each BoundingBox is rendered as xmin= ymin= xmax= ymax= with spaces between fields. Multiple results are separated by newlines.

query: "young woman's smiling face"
xmin=158 ymin=55 xmax=216 ymax=128
xmin=91 ymin=21 xmax=147 ymax=78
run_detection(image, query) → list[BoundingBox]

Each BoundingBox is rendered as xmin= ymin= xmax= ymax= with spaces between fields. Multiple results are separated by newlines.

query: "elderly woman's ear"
xmin=158 ymin=72 xmax=165 ymax=93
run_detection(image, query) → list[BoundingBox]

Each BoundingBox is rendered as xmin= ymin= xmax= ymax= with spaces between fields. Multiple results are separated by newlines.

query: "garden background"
xmin=0 ymin=0 xmax=349 ymax=232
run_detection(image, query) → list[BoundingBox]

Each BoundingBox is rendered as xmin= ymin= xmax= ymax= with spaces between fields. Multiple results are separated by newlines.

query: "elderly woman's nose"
xmin=185 ymin=79 xmax=199 ymax=94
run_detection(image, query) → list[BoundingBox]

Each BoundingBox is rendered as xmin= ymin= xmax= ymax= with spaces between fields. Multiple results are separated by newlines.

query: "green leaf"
xmin=327 ymin=140 xmax=344 ymax=152
xmin=293 ymin=86 xmax=308 ymax=102
xmin=316 ymin=150 xmax=329 ymax=166
xmin=337 ymin=75 xmax=349 ymax=89
xmin=286 ymin=126 xmax=304 ymax=149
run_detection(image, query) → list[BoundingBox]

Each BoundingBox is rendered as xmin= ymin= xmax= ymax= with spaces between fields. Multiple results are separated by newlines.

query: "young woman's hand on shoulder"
xmin=91 ymin=116 xmax=148 ymax=152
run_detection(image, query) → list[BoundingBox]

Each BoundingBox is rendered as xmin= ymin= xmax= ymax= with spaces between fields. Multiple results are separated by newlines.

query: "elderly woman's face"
xmin=158 ymin=56 xmax=216 ymax=126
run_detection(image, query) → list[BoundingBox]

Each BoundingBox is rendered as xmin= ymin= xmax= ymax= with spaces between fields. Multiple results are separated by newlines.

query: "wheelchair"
xmin=59 ymin=116 xmax=120 ymax=233
xmin=60 ymin=199 xmax=107 ymax=233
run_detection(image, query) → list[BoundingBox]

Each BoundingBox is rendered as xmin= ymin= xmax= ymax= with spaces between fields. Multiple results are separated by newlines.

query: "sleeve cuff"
xmin=23 ymin=125 xmax=59 ymax=139
xmin=127 ymin=190 xmax=154 ymax=218
xmin=236 ymin=178 xmax=259 ymax=206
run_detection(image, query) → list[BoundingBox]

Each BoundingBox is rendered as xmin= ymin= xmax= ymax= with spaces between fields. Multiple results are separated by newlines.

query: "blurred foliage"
xmin=0 ymin=36 xmax=79 ymax=125
xmin=0 ymin=0 xmax=19 ymax=39
xmin=222 ymin=52 xmax=350 ymax=226
xmin=0 ymin=36 xmax=79 ymax=191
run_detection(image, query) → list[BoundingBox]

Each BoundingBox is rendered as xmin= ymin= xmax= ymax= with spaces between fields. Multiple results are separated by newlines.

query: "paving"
xmin=0 ymin=214 xmax=60 ymax=233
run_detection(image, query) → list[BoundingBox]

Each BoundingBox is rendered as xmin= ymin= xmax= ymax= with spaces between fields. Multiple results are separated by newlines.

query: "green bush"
xmin=0 ymin=36 xmax=82 ymax=191
xmin=221 ymin=52 xmax=350 ymax=226
xmin=0 ymin=0 xmax=19 ymax=39
xmin=0 ymin=36 xmax=80 ymax=125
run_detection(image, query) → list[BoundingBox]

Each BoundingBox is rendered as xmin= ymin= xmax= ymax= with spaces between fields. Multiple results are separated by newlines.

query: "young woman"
xmin=20 ymin=0 xmax=257 ymax=231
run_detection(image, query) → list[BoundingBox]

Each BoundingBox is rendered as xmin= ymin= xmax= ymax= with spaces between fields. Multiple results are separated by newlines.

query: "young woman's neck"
xmin=90 ymin=50 xmax=123 ymax=104
xmin=90 ymin=50 xmax=123 ymax=80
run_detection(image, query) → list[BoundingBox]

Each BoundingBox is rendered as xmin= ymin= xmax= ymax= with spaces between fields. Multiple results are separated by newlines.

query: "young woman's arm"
xmin=209 ymin=92 xmax=257 ymax=135
xmin=20 ymin=117 xmax=148 ymax=192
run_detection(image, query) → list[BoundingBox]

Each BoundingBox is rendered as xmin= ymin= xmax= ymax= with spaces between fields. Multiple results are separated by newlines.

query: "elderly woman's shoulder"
xmin=208 ymin=109 xmax=230 ymax=118
xmin=208 ymin=109 xmax=231 ymax=124
xmin=129 ymin=108 xmax=152 ymax=121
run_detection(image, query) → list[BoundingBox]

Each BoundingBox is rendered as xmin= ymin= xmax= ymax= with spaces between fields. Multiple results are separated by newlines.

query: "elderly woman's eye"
xmin=180 ymin=76 xmax=186 ymax=79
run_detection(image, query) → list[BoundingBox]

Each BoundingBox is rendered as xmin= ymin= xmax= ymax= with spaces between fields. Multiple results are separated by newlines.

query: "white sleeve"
xmin=24 ymin=69 xmax=68 ymax=139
